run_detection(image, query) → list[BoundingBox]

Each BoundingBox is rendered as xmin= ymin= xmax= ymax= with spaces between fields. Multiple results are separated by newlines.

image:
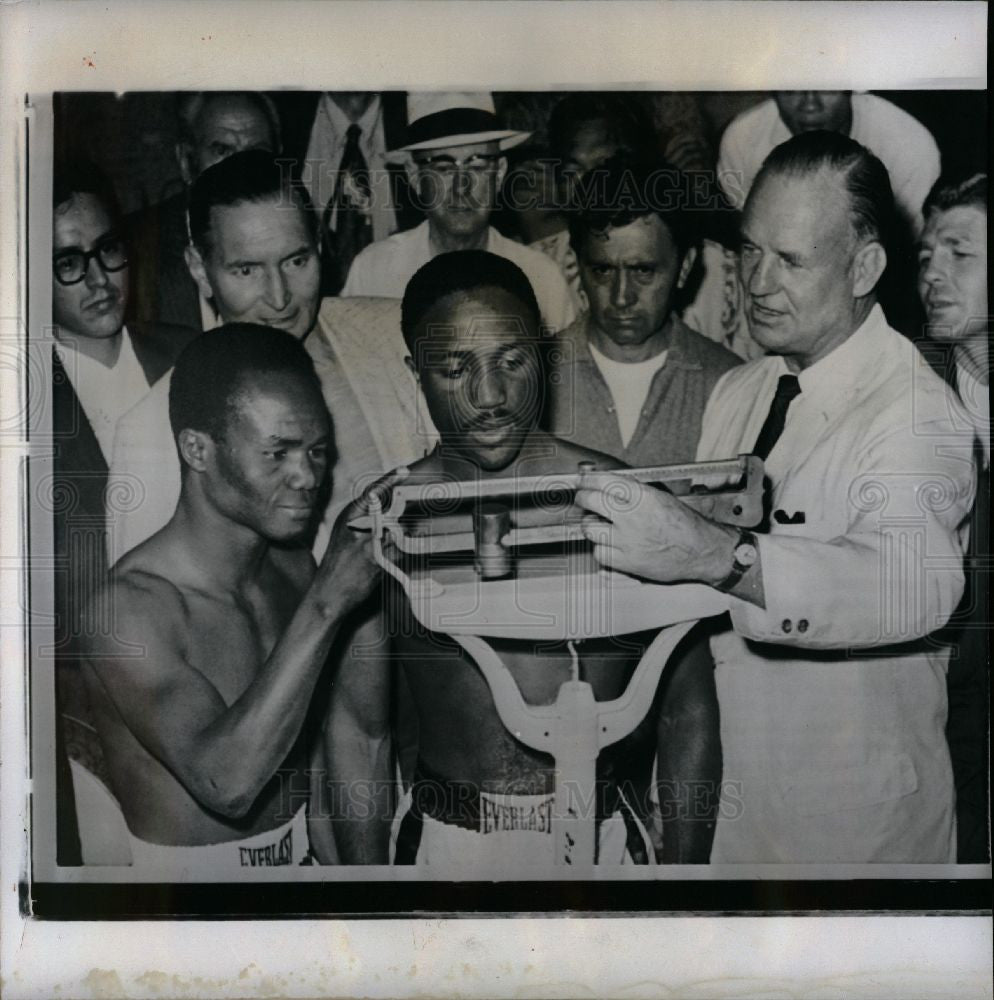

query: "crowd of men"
xmin=50 ymin=90 xmax=988 ymax=872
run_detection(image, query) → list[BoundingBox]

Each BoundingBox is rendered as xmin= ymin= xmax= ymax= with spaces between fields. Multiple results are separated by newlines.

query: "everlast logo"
xmin=239 ymin=827 xmax=294 ymax=866
xmin=480 ymin=796 xmax=553 ymax=834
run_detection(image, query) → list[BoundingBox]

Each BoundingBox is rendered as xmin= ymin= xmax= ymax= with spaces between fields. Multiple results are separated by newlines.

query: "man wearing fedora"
xmin=341 ymin=93 xmax=577 ymax=333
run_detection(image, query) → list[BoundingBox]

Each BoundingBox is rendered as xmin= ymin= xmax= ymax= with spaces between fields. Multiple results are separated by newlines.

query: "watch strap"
xmin=714 ymin=529 xmax=758 ymax=594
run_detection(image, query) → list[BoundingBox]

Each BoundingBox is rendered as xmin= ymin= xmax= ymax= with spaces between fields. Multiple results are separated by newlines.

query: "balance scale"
xmin=356 ymin=455 xmax=763 ymax=867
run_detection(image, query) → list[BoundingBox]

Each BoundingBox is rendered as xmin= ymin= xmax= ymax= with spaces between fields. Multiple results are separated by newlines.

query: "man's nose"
xmin=83 ymin=255 xmax=111 ymax=290
xmin=920 ymin=250 xmax=947 ymax=287
xmin=470 ymin=366 xmax=507 ymax=411
xmin=745 ymin=253 xmax=777 ymax=295
xmin=263 ymin=267 xmax=291 ymax=309
xmin=286 ymin=452 xmax=320 ymax=491
xmin=611 ymin=270 xmax=636 ymax=309
xmin=798 ymin=91 xmax=823 ymax=112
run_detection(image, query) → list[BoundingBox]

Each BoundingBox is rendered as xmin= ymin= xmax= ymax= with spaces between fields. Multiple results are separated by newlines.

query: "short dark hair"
xmin=547 ymin=92 xmax=654 ymax=167
xmin=187 ymin=149 xmax=316 ymax=255
xmin=52 ymin=158 xmax=124 ymax=225
xmin=923 ymin=171 xmax=987 ymax=218
xmin=567 ymin=156 xmax=697 ymax=261
xmin=176 ymin=91 xmax=282 ymax=152
xmin=753 ymin=130 xmax=895 ymax=248
xmin=169 ymin=323 xmax=323 ymax=449
xmin=400 ymin=250 xmax=541 ymax=351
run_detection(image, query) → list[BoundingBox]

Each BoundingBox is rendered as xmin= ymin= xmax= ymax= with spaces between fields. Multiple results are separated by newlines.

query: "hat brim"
xmin=393 ymin=129 xmax=532 ymax=154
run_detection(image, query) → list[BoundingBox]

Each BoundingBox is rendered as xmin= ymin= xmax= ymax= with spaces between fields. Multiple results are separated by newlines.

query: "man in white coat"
xmin=574 ymin=131 xmax=974 ymax=863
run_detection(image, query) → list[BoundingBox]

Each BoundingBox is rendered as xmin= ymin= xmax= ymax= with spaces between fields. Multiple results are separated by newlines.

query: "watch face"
xmin=735 ymin=542 xmax=758 ymax=567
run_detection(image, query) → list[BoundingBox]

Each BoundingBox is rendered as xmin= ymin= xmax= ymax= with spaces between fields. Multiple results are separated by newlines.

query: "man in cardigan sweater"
xmin=547 ymin=159 xmax=741 ymax=861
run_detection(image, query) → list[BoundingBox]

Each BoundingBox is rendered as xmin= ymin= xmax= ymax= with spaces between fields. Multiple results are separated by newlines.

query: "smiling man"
xmin=128 ymin=91 xmax=282 ymax=331
xmin=80 ymin=325 xmax=400 ymax=870
xmin=574 ymin=132 xmax=975 ymax=863
xmin=323 ymin=250 xmax=700 ymax=871
xmin=106 ymin=150 xmax=325 ymax=565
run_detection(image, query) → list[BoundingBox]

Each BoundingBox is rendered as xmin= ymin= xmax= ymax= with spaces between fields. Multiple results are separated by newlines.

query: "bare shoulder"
xmin=516 ymin=430 xmax=629 ymax=476
xmin=82 ymin=560 xmax=189 ymax=660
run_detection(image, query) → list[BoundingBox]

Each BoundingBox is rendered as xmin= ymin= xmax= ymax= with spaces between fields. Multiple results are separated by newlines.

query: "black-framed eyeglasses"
xmin=53 ymin=235 xmax=129 ymax=286
xmin=413 ymin=154 xmax=500 ymax=177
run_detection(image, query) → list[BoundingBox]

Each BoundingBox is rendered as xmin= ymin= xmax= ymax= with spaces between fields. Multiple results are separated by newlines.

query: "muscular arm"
xmin=81 ymin=475 xmax=404 ymax=821
xmin=321 ymin=607 xmax=395 ymax=864
xmin=654 ymin=627 xmax=721 ymax=863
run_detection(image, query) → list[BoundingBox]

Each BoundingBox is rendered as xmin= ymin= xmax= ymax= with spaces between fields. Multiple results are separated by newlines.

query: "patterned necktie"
xmin=324 ymin=123 xmax=373 ymax=293
xmin=752 ymin=374 xmax=802 ymax=460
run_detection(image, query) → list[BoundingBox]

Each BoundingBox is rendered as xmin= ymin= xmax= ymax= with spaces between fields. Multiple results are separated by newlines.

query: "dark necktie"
xmin=324 ymin=123 xmax=373 ymax=293
xmin=752 ymin=374 xmax=802 ymax=460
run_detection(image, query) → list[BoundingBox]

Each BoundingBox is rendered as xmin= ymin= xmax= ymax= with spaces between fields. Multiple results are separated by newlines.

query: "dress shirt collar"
xmin=793 ymin=303 xmax=889 ymax=418
xmin=319 ymin=94 xmax=383 ymax=152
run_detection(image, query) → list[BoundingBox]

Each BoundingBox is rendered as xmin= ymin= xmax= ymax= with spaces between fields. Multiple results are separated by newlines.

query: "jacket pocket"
xmin=779 ymin=752 xmax=919 ymax=817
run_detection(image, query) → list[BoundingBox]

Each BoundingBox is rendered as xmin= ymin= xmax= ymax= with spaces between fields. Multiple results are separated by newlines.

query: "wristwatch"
xmin=714 ymin=529 xmax=758 ymax=593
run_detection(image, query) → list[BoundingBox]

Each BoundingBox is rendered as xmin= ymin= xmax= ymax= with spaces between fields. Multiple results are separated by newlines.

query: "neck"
xmin=428 ymin=222 xmax=490 ymax=255
xmin=954 ymin=336 xmax=989 ymax=385
xmin=433 ymin=431 xmax=537 ymax=482
xmin=330 ymin=92 xmax=375 ymax=122
xmin=171 ymin=486 xmax=271 ymax=592
xmin=55 ymin=327 xmax=123 ymax=368
xmin=785 ymin=298 xmax=875 ymax=373
xmin=587 ymin=314 xmax=674 ymax=364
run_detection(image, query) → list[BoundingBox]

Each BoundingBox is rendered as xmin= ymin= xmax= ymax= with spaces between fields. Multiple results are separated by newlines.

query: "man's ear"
xmin=495 ymin=156 xmax=509 ymax=189
xmin=403 ymin=354 xmax=419 ymax=379
xmin=851 ymin=240 xmax=887 ymax=298
xmin=176 ymin=143 xmax=195 ymax=187
xmin=677 ymin=245 xmax=699 ymax=289
xmin=402 ymin=155 xmax=420 ymax=189
xmin=184 ymin=244 xmax=214 ymax=300
xmin=177 ymin=428 xmax=213 ymax=473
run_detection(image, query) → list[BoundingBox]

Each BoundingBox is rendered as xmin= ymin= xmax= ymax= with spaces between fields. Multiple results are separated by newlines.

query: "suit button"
xmin=781 ymin=619 xmax=793 ymax=633
xmin=798 ymin=619 xmax=809 ymax=633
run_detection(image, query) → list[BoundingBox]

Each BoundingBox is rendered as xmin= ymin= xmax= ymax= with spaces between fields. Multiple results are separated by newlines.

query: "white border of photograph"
xmin=2 ymin=1 xmax=990 ymax=997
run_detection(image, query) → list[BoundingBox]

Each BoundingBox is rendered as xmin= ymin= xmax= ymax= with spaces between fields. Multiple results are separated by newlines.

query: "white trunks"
xmin=390 ymin=767 xmax=653 ymax=870
xmin=126 ymin=807 xmax=310 ymax=874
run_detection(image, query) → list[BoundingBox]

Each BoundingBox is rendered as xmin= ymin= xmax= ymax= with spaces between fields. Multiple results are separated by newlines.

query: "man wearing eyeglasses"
xmin=341 ymin=93 xmax=576 ymax=333
xmin=50 ymin=160 xmax=197 ymax=863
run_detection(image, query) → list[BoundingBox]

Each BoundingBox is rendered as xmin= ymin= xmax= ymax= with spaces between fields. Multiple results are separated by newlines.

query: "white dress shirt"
xmin=341 ymin=220 xmax=577 ymax=333
xmin=303 ymin=94 xmax=398 ymax=242
xmin=54 ymin=327 xmax=151 ymax=465
xmin=718 ymin=94 xmax=941 ymax=233
xmin=696 ymin=304 xmax=975 ymax=862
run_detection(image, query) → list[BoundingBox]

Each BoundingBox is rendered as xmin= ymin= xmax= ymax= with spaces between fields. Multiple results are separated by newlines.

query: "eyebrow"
xmin=263 ymin=432 xmax=329 ymax=447
xmin=226 ymin=244 xmax=313 ymax=268
xmin=53 ymin=229 xmax=119 ymax=255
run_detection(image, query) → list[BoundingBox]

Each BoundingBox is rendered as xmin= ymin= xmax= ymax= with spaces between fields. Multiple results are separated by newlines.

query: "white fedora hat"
xmin=395 ymin=91 xmax=531 ymax=154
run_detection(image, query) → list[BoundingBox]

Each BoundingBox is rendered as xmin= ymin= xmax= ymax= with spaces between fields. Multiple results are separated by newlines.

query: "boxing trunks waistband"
xmin=126 ymin=806 xmax=311 ymax=872
xmin=394 ymin=760 xmax=650 ymax=864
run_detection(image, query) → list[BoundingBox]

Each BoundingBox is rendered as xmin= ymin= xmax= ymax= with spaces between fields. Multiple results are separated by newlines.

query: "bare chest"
xmin=178 ymin=578 xmax=301 ymax=704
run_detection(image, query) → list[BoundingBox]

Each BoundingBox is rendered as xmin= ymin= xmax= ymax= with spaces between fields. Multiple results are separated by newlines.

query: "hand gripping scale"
xmin=357 ymin=455 xmax=763 ymax=867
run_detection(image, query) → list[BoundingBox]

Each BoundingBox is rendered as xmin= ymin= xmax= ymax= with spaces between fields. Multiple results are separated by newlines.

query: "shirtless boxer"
xmin=323 ymin=250 xmax=719 ymax=869
xmin=80 ymin=324 xmax=400 ymax=870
